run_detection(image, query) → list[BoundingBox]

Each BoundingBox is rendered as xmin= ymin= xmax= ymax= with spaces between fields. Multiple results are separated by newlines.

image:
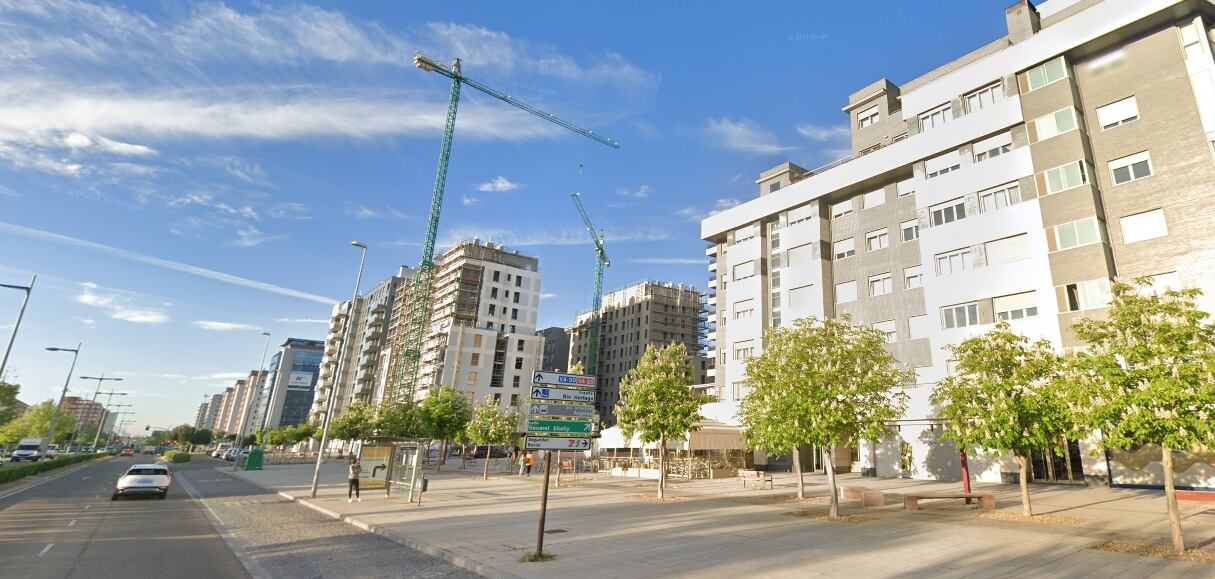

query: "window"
xmin=965 ymin=82 xmax=1003 ymax=112
xmin=515 ymin=276 xmax=523 ymax=287
xmin=1044 ymin=161 xmax=1087 ymax=194
xmin=857 ymin=105 xmax=880 ymax=128
xmin=1119 ymin=208 xmax=1168 ymax=243
xmin=904 ymin=265 xmax=923 ymax=289
xmin=994 ymin=291 xmax=1039 ymax=321
xmin=930 ymin=198 xmax=967 ymax=226
xmin=1054 ymin=216 xmax=1103 ymax=250
xmin=973 ymin=132 xmax=1012 ymax=162
xmin=490 ymin=287 xmax=498 ymax=299
xmin=908 ymin=315 xmax=929 ymax=339
xmin=514 ymin=357 xmax=524 ymax=370
xmin=941 ymin=302 xmax=980 ymax=329
xmin=510 ymin=394 xmax=519 ymax=405
xmin=771 ymin=252 xmax=782 ymax=268
xmin=789 ymin=284 xmax=813 ymax=311
xmin=1026 ymin=56 xmax=1067 ymax=91
xmin=835 ymin=280 xmax=857 ymax=304
xmin=517 ymin=339 xmax=525 ymax=351
xmin=488 ymin=304 xmax=496 ymax=315
xmin=771 ymin=312 xmax=781 ymax=327
xmin=831 ymin=199 xmax=853 ymax=218
xmin=901 ymin=220 xmax=919 ymax=242
xmin=985 ymin=234 xmax=1030 ymax=264
xmin=768 ymin=182 xmax=781 ymax=194
xmin=868 ymin=273 xmax=893 ymax=296
xmin=1086 ymin=49 xmax=1125 ymax=75
xmin=770 ymin=231 xmax=781 ymax=250
xmin=771 ymin=270 xmax=781 ymax=289
xmin=789 ymin=242 xmax=814 ymax=266
xmin=866 ymin=228 xmax=889 ymax=251
xmin=833 ymin=238 xmax=855 ymax=260
xmin=920 ymin=103 xmax=953 ymax=131
xmin=1096 ymin=96 xmax=1138 ymax=129
xmin=473 ymin=334 xmax=483 ymax=347
xmin=467 ymin=371 xmax=478 ymax=385
xmin=1109 ymin=151 xmax=1152 ymax=185
xmin=936 ymin=247 xmax=974 ymax=275
xmin=492 ymin=271 xmax=500 ymax=282
xmin=733 ymin=260 xmax=756 ymax=280
xmin=734 ymin=223 xmax=758 ymax=242
xmin=511 ymin=308 xmax=518 ymax=320
xmin=896 ymin=177 xmax=915 ymax=198
xmin=1063 ymin=278 xmax=1112 ymax=311
xmin=733 ymin=299 xmax=755 ymax=320
xmin=862 ymin=188 xmax=885 ymax=209
xmin=470 ymin=353 xmax=480 ymax=366
xmin=925 ymin=150 xmax=961 ymax=178
xmin=1032 ymin=107 xmax=1078 ymax=141
xmin=788 ymin=203 xmax=815 ymax=225
xmin=770 ymin=292 xmax=781 ymax=308
xmin=486 ymin=322 xmax=494 ymax=329
xmin=978 ymin=183 xmax=1021 ymax=212
xmin=512 ymin=376 xmax=520 ymax=389
xmin=873 ymin=320 xmax=896 ymax=343
xmin=733 ymin=340 xmax=755 ymax=361
xmin=1148 ymin=272 xmax=1182 ymax=294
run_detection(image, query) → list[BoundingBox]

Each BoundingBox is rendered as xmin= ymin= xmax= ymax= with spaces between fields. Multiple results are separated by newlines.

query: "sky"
xmin=0 ymin=0 xmax=1010 ymax=429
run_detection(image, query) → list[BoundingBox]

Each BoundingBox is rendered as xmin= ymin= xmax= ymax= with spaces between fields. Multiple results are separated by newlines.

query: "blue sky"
xmin=0 ymin=1 xmax=1008 ymax=428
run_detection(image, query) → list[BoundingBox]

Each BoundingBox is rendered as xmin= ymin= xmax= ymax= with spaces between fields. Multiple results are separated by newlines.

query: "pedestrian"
xmin=347 ymin=457 xmax=362 ymax=503
xmin=517 ymin=451 xmax=526 ymax=476
xmin=525 ymin=451 xmax=534 ymax=476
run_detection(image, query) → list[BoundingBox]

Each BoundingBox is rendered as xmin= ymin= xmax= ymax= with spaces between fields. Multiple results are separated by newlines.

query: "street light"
xmin=232 ymin=331 xmax=272 ymax=460
xmin=310 ymin=240 xmax=369 ymax=498
xmin=0 ymin=275 xmax=36 ymax=382
xmin=91 ymin=391 xmax=129 ymax=451
xmin=44 ymin=343 xmax=81 ymax=455
xmin=74 ymin=373 xmax=123 ymax=450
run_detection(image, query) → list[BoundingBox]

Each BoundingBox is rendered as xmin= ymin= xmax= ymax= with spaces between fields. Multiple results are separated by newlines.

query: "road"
xmin=0 ymin=455 xmax=476 ymax=578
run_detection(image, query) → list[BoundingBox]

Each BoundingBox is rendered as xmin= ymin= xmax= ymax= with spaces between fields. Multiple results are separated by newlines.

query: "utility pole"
xmin=44 ymin=343 xmax=81 ymax=454
xmin=0 ymin=275 xmax=34 ymax=383
xmin=75 ymin=373 xmax=122 ymax=449
xmin=232 ymin=331 xmax=272 ymax=451
xmin=91 ymin=391 xmax=128 ymax=451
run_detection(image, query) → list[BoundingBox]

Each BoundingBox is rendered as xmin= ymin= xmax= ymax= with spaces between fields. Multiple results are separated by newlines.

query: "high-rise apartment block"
xmin=702 ymin=0 xmax=1215 ymax=487
xmin=536 ymin=326 xmax=570 ymax=372
xmin=258 ymin=338 xmax=324 ymax=429
xmin=60 ymin=396 xmax=104 ymax=429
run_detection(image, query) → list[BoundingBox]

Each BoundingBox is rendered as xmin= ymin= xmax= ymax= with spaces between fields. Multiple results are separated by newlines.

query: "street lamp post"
xmin=109 ymin=415 xmax=134 ymax=448
xmin=0 ymin=275 xmax=36 ymax=382
xmin=74 ymin=373 xmax=122 ymax=450
xmin=310 ymin=241 xmax=368 ymax=498
xmin=44 ymin=343 xmax=81 ymax=455
xmin=92 ymin=392 xmax=128 ymax=451
xmin=232 ymin=331 xmax=272 ymax=452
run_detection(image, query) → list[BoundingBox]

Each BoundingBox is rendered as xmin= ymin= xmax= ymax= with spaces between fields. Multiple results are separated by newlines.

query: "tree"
xmin=568 ymin=361 xmax=585 ymax=374
xmin=170 ymin=424 xmax=197 ymax=449
xmin=931 ymin=322 xmax=1069 ymax=516
xmin=1067 ymin=280 xmax=1215 ymax=554
xmin=375 ymin=400 xmax=421 ymax=438
xmin=739 ymin=317 xmax=910 ymax=515
xmin=615 ymin=343 xmax=712 ymax=499
xmin=466 ymin=396 xmax=519 ymax=480
xmin=329 ymin=401 xmax=376 ymax=443
xmin=0 ymin=400 xmax=76 ymax=445
xmin=417 ymin=387 xmax=471 ymax=473
xmin=288 ymin=423 xmax=316 ymax=445
xmin=189 ymin=429 xmax=213 ymax=447
xmin=0 ymin=381 xmax=21 ymax=426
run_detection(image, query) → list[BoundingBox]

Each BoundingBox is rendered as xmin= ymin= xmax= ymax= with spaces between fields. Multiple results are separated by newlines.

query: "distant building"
xmin=536 ymin=327 xmax=570 ymax=372
xmin=258 ymin=338 xmax=324 ymax=429
xmin=60 ymin=396 xmax=105 ymax=428
xmin=201 ymin=393 xmax=222 ymax=431
xmin=194 ymin=401 xmax=209 ymax=430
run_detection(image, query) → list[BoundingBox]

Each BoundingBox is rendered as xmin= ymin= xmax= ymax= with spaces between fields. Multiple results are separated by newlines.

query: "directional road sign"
xmin=532 ymin=371 xmax=597 ymax=388
xmin=525 ymin=436 xmax=592 ymax=451
xmin=529 ymin=403 xmax=595 ymax=419
xmin=530 ymin=386 xmax=594 ymax=403
xmin=527 ymin=419 xmax=594 ymax=435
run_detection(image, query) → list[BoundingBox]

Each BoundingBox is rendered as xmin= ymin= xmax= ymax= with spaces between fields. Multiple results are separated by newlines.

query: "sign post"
xmin=528 ymin=370 xmax=597 ymax=558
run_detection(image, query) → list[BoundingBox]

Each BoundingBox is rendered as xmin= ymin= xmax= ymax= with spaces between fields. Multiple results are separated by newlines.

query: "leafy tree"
xmin=240 ymin=434 xmax=257 ymax=448
xmin=375 ymin=400 xmax=421 ymax=438
xmin=466 ymin=396 xmax=519 ymax=480
xmin=261 ymin=427 xmax=285 ymax=447
xmin=329 ymin=401 xmax=377 ymax=443
xmin=739 ymin=317 xmax=910 ymax=515
xmin=0 ymin=400 xmax=76 ymax=445
xmin=932 ymin=322 xmax=1069 ymax=516
xmin=417 ymin=387 xmax=471 ymax=473
xmin=0 ymin=381 xmax=21 ymax=425
xmin=1067 ymin=280 xmax=1215 ymax=553
xmin=288 ymin=423 xmax=316 ymax=444
xmin=568 ymin=361 xmax=585 ymax=375
xmin=189 ymin=429 xmax=213 ymax=447
xmin=170 ymin=424 xmax=197 ymax=449
xmin=615 ymin=343 xmax=712 ymax=499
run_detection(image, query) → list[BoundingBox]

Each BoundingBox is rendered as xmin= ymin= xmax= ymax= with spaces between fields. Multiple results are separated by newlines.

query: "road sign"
xmin=530 ymin=386 xmax=594 ymax=403
xmin=532 ymin=371 xmax=597 ymax=388
xmin=525 ymin=436 xmax=592 ymax=451
xmin=527 ymin=419 xmax=594 ymax=435
xmin=529 ymin=403 xmax=595 ymax=419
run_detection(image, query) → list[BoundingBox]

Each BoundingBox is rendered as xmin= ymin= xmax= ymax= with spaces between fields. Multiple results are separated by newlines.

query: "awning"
xmin=689 ymin=419 xmax=745 ymax=451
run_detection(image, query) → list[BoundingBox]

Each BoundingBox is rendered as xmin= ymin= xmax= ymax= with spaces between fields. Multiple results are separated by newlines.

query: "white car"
xmin=113 ymin=463 xmax=172 ymax=500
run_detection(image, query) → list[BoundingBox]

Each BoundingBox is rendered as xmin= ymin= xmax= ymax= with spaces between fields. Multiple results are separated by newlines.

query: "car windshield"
xmin=126 ymin=468 xmax=168 ymax=476
xmin=16 ymin=444 xmax=38 ymax=451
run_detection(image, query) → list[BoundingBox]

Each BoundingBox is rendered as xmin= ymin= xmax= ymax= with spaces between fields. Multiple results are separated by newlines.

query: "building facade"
xmin=201 ymin=393 xmax=222 ymax=431
xmin=702 ymin=0 xmax=1215 ymax=488
xmin=258 ymin=338 xmax=324 ymax=429
xmin=537 ymin=326 xmax=571 ymax=372
xmin=60 ymin=396 xmax=105 ymax=428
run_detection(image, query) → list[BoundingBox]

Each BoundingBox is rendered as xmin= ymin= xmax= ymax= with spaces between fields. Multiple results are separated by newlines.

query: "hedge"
xmin=0 ymin=452 xmax=106 ymax=485
xmin=162 ymin=450 xmax=191 ymax=463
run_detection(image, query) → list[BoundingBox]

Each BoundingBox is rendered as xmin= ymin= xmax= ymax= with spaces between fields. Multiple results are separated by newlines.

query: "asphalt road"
xmin=0 ymin=455 xmax=476 ymax=578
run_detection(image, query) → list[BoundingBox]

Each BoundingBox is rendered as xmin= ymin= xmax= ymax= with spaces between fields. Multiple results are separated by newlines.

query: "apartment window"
xmin=1063 ymin=278 xmax=1112 ymax=311
xmin=771 ymin=270 xmax=781 ymax=289
xmin=1032 ymin=107 xmax=1077 ymax=141
xmin=733 ymin=260 xmax=756 ymax=280
xmin=770 ymin=292 xmax=781 ymax=308
xmin=771 ymin=252 xmax=782 ymax=268
xmin=994 ymin=291 xmax=1039 ymax=321
xmin=908 ymin=315 xmax=929 ymax=339
xmin=1097 ymin=96 xmax=1138 ymax=130
xmin=770 ymin=231 xmax=781 ymax=250
xmin=1044 ymin=161 xmax=1087 ymax=194
xmin=920 ymin=103 xmax=953 ymax=131
xmin=486 ymin=321 xmax=493 ymax=330
xmin=1119 ymin=208 xmax=1168 ymax=243
xmin=868 ymin=273 xmax=893 ymax=297
xmin=733 ymin=340 xmax=755 ymax=361
xmin=978 ymin=183 xmax=1021 ymax=212
xmin=510 ymin=357 xmax=520 ymax=370
xmin=492 ymin=271 xmax=500 ymax=282
xmin=733 ymin=299 xmax=755 ymax=320
xmin=1086 ymin=49 xmax=1125 ymax=75
xmin=965 ymin=82 xmax=1003 ymax=113
xmin=473 ymin=334 xmax=483 ymax=347
xmin=1109 ymin=151 xmax=1152 ymax=185
xmin=517 ymin=339 xmax=525 ymax=351
xmin=511 ymin=308 xmax=519 ymax=320
xmin=896 ymin=177 xmax=915 ymax=198
xmin=788 ymin=243 xmax=813 ymax=268
xmin=833 ymin=238 xmax=855 ymax=260
xmin=985 ymin=233 xmax=1030 ymax=265
xmin=873 ymin=320 xmax=897 ymax=343
xmin=510 ymin=394 xmax=519 ymax=405
xmin=771 ymin=312 xmax=782 ymax=327
xmin=925 ymin=150 xmax=961 ymax=179
xmin=857 ymin=105 xmax=879 ymax=128
xmin=768 ymin=182 xmax=781 ymax=194
xmin=901 ymin=220 xmax=919 ymax=242
xmin=835 ymin=280 xmax=857 ymax=304
xmin=470 ymin=353 xmax=480 ymax=366
xmin=490 ymin=287 xmax=498 ymax=299
xmin=1054 ymin=216 xmax=1103 ymax=250
xmin=930 ymin=198 xmax=967 ymax=226
xmin=862 ymin=188 xmax=885 ymax=209
xmin=488 ymin=304 xmax=496 ymax=315
xmin=935 ymin=247 xmax=974 ymax=275
xmin=941 ymin=302 xmax=980 ymax=329
xmin=973 ymin=132 xmax=1012 ymax=162
xmin=831 ymin=199 xmax=853 ymax=218
xmin=467 ymin=371 xmax=478 ymax=385
xmin=866 ymin=228 xmax=889 ymax=251
xmin=904 ymin=265 xmax=923 ymax=289
xmin=1026 ymin=56 xmax=1067 ymax=91
xmin=515 ymin=276 xmax=523 ymax=287
xmin=788 ymin=204 xmax=815 ymax=225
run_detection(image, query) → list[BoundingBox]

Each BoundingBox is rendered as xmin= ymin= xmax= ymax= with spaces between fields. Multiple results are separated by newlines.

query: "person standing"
xmin=347 ymin=457 xmax=362 ymax=503
xmin=516 ymin=451 xmax=526 ymax=476
xmin=524 ymin=451 xmax=534 ymax=476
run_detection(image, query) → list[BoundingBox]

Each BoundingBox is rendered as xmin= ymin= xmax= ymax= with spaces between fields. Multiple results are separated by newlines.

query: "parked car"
xmin=223 ymin=449 xmax=237 ymax=461
xmin=45 ymin=444 xmax=60 ymax=459
xmin=120 ymin=447 xmax=135 ymax=457
xmin=113 ymin=463 xmax=171 ymax=500
xmin=468 ymin=445 xmax=509 ymax=459
xmin=11 ymin=438 xmax=43 ymax=462
xmin=211 ymin=443 xmax=233 ymax=458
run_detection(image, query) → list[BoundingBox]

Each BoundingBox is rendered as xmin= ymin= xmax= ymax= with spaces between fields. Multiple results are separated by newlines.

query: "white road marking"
xmin=68 ymin=519 xmax=77 ymax=527
xmin=38 ymin=543 xmax=54 ymax=557
xmin=83 ymin=505 xmax=91 ymax=510
xmin=81 ymin=476 xmax=92 ymax=480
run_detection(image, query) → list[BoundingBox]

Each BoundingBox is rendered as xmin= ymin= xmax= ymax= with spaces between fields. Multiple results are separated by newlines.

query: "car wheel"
xmin=111 ymin=494 xmax=119 ymax=501
xmin=159 ymin=492 xmax=167 ymax=500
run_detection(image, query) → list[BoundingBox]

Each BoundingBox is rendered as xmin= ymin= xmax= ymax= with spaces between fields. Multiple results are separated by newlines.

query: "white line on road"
xmin=38 ymin=543 xmax=54 ymax=557
xmin=84 ymin=505 xmax=91 ymax=510
xmin=68 ymin=520 xmax=77 ymax=527
xmin=81 ymin=476 xmax=92 ymax=480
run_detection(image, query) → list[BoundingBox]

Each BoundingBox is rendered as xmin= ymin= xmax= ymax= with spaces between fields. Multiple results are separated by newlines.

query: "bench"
xmin=904 ymin=493 xmax=995 ymax=512
xmin=738 ymin=469 xmax=773 ymax=490
xmin=841 ymin=485 xmax=888 ymax=507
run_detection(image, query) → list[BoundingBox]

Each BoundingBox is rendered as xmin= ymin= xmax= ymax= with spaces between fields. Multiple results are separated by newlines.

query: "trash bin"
xmin=243 ymin=448 xmax=264 ymax=471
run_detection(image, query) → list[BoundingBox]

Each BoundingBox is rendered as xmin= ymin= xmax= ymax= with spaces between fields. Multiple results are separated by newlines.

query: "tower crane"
xmin=392 ymin=52 xmax=619 ymax=403
xmin=571 ymin=192 xmax=608 ymax=377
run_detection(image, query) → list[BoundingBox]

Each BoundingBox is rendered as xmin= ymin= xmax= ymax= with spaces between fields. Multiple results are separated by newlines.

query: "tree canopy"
xmin=375 ymin=400 xmax=422 ymax=438
xmin=0 ymin=400 xmax=76 ymax=445
xmin=466 ymin=396 xmax=519 ymax=479
xmin=0 ymin=381 xmax=21 ymax=426
xmin=328 ymin=401 xmax=377 ymax=442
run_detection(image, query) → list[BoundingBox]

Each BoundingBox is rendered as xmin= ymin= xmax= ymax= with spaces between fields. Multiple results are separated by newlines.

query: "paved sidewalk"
xmin=229 ymin=461 xmax=1215 ymax=578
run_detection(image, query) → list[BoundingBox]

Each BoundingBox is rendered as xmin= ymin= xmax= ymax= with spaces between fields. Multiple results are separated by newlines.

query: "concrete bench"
xmin=904 ymin=492 xmax=995 ymax=512
xmin=738 ymin=469 xmax=773 ymax=490
xmin=841 ymin=485 xmax=888 ymax=507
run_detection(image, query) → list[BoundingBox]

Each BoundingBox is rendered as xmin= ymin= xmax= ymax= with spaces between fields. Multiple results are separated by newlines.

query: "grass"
xmin=518 ymin=551 xmax=557 ymax=563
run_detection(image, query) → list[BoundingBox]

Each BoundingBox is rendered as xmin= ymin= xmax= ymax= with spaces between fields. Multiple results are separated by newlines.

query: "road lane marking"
xmin=81 ymin=476 xmax=92 ymax=480
xmin=83 ymin=505 xmax=91 ymax=510
xmin=38 ymin=543 xmax=54 ymax=557
xmin=0 ymin=460 xmax=107 ymax=502
xmin=68 ymin=519 xmax=77 ymax=527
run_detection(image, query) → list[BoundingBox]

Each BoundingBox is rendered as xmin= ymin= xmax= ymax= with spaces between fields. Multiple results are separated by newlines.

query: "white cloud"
xmin=193 ymin=320 xmax=262 ymax=332
xmin=267 ymin=203 xmax=311 ymax=220
xmin=615 ymin=185 xmax=652 ymax=198
xmin=704 ymin=118 xmax=795 ymax=155
xmin=626 ymin=257 xmax=707 ymax=265
xmin=344 ymin=204 xmax=380 ymax=219
xmin=476 ymin=176 xmax=520 ymax=192
xmin=795 ymin=124 xmax=850 ymax=142
xmin=232 ymin=225 xmax=280 ymax=247
xmin=678 ymin=198 xmax=742 ymax=222
xmin=539 ymin=293 xmax=557 ymax=299
xmin=74 ymin=282 xmax=168 ymax=324
xmin=431 ymin=225 xmax=672 ymax=248
xmin=275 ymin=318 xmax=328 ymax=324
xmin=461 ymin=195 xmax=479 ymax=206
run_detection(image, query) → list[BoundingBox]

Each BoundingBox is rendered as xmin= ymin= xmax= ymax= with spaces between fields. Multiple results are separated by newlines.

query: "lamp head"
xmin=351 ymin=241 xmax=368 ymax=249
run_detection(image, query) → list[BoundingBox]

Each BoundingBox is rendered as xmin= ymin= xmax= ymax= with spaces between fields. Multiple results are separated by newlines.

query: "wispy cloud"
xmin=275 ymin=318 xmax=328 ymax=324
xmin=344 ymin=204 xmax=380 ymax=219
xmin=75 ymin=282 xmax=168 ymax=324
xmin=0 ymin=222 xmax=335 ymax=304
xmin=795 ymin=124 xmax=850 ymax=141
xmin=476 ymin=176 xmax=520 ymax=192
xmin=193 ymin=320 xmax=262 ymax=332
xmin=429 ymin=225 xmax=673 ymax=248
xmin=704 ymin=118 xmax=795 ymax=155
xmin=539 ymin=293 xmax=557 ymax=299
xmin=461 ymin=195 xmax=479 ymax=206
xmin=626 ymin=257 xmax=707 ymax=265
xmin=615 ymin=185 xmax=652 ymax=198
xmin=678 ymin=198 xmax=742 ymax=222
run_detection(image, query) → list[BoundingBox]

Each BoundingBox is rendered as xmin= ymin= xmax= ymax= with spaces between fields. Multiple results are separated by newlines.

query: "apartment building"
xmin=213 ymin=384 xmax=237 ymax=435
xmin=232 ymin=370 xmax=268 ymax=439
xmin=568 ymin=280 xmax=709 ymax=425
xmin=60 ymin=396 xmax=105 ymax=428
xmin=258 ymin=338 xmax=324 ymax=429
xmin=702 ymin=0 xmax=1215 ymax=489
xmin=537 ymin=326 xmax=571 ymax=372
xmin=194 ymin=401 xmax=209 ymax=430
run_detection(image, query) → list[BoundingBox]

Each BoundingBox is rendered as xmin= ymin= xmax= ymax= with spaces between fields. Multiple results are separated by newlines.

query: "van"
xmin=11 ymin=438 xmax=44 ymax=462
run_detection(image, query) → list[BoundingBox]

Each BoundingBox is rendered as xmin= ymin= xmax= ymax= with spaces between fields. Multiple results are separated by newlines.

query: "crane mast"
xmin=571 ymin=192 xmax=609 ymax=378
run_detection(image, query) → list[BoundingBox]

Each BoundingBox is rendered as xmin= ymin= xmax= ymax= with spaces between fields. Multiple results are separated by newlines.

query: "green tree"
xmin=568 ymin=361 xmax=585 ymax=374
xmin=932 ymin=322 xmax=1069 ymax=516
xmin=0 ymin=400 xmax=76 ymax=445
xmin=1067 ymin=280 xmax=1215 ymax=553
xmin=170 ymin=424 xmax=197 ymax=449
xmin=288 ymin=423 xmax=316 ymax=445
xmin=329 ymin=402 xmax=377 ymax=443
xmin=739 ymin=317 xmax=910 ymax=515
xmin=190 ymin=429 xmax=213 ymax=447
xmin=375 ymin=400 xmax=421 ymax=438
xmin=0 ymin=381 xmax=21 ymax=426
xmin=417 ymin=387 xmax=471 ymax=473
xmin=615 ymin=343 xmax=712 ymax=499
xmin=466 ymin=396 xmax=519 ymax=480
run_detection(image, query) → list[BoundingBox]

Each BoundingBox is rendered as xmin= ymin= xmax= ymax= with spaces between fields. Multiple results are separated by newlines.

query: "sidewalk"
xmin=228 ymin=461 xmax=1215 ymax=578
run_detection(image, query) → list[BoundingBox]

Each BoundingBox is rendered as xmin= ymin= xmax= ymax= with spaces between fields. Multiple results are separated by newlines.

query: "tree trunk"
xmin=555 ymin=451 xmax=562 ymax=488
xmin=791 ymin=446 xmax=804 ymax=500
xmin=482 ymin=446 xmax=491 ymax=480
xmin=1161 ymin=444 xmax=1186 ymax=553
xmin=824 ymin=447 xmax=839 ymax=518
xmin=437 ymin=440 xmax=447 ymax=473
xmin=658 ymin=440 xmax=666 ymax=499
xmin=1015 ymin=454 xmax=1033 ymax=516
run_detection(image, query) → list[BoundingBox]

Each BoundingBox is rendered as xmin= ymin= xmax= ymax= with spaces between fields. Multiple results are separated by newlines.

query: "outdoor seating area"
xmin=904 ymin=492 xmax=996 ymax=512
xmin=738 ymin=469 xmax=773 ymax=489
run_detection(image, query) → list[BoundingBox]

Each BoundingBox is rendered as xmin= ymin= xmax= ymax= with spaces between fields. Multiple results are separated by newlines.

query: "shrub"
xmin=162 ymin=450 xmax=191 ymax=463
xmin=0 ymin=452 xmax=104 ymax=484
